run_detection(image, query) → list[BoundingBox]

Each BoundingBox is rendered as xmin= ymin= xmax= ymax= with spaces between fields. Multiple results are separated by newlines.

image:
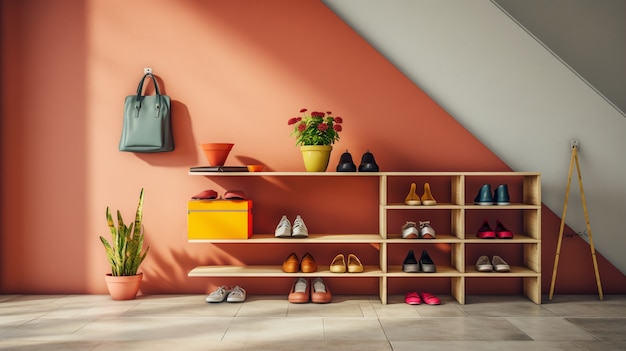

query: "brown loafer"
xmin=300 ymin=252 xmax=317 ymax=273
xmin=282 ymin=253 xmax=299 ymax=273
xmin=347 ymin=253 xmax=364 ymax=273
xmin=330 ymin=254 xmax=346 ymax=273
xmin=288 ymin=277 xmax=310 ymax=303
xmin=311 ymin=277 xmax=332 ymax=303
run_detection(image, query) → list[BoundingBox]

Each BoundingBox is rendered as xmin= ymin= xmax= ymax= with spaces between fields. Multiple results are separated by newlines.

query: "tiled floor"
xmin=1 ymin=294 xmax=625 ymax=350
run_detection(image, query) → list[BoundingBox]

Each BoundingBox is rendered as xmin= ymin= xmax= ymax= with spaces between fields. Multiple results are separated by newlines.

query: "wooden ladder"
xmin=549 ymin=143 xmax=603 ymax=300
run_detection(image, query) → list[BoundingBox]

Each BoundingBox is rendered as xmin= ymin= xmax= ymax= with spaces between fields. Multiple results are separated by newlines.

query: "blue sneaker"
xmin=493 ymin=184 xmax=510 ymax=205
xmin=473 ymin=184 xmax=493 ymax=205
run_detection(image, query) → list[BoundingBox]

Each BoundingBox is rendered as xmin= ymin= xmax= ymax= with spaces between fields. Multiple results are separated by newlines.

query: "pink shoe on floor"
xmin=405 ymin=292 xmax=422 ymax=305
xmin=420 ymin=292 xmax=441 ymax=305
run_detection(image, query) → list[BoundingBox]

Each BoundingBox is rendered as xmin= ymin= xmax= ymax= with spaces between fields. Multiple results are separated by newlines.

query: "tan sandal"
xmin=330 ymin=254 xmax=346 ymax=273
xmin=347 ymin=253 xmax=364 ymax=273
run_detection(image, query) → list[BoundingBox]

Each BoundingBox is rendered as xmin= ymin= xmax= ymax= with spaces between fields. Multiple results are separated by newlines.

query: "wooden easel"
xmin=549 ymin=144 xmax=603 ymax=300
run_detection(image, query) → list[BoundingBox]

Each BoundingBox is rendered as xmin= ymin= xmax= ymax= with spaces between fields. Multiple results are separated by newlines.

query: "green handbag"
xmin=119 ymin=73 xmax=174 ymax=152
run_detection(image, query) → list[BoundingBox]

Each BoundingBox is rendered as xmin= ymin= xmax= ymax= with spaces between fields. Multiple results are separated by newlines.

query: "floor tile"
xmin=566 ymin=318 xmax=626 ymax=341
xmin=380 ymin=317 xmax=533 ymax=341
xmin=506 ymin=317 xmax=596 ymax=341
xmin=323 ymin=317 xmax=387 ymax=341
xmin=223 ymin=317 xmax=324 ymax=341
xmin=391 ymin=340 xmax=585 ymax=350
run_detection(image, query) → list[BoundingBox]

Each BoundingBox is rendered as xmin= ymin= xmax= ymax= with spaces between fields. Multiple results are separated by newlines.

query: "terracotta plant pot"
xmin=200 ymin=143 xmax=234 ymax=166
xmin=104 ymin=273 xmax=143 ymax=300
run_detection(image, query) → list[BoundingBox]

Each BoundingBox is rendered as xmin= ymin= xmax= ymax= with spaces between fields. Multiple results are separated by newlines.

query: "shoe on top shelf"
xmin=420 ymin=183 xmax=437 ymax=206
xmin=493 ymin=184 xmax=510 ymax=205
xmin=292 ymin=215 xmax=308 ymax=237
xmin=474 ymin=184 xmax=493 ymax=205
xmin=405 ymin=183 xmax=421 ymax=206
xmin=275 ymin=215 xmax=292 ymax=237
xmin=336 ymin=150 xmax=357 ymax=172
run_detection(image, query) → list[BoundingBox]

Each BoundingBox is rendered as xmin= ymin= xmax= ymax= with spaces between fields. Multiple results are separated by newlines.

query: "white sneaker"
xmin=226 ymin=286 xmax=246 ymax=303
xmin=292 ymin=215 xmax=308 ymax=237
xmin=275 ymin=215 xmax=292 ymax=237
xmin=205 ymin=286 xmax=231 ymax=303
xmin=401 ymin=221 xmax=419 ymax=239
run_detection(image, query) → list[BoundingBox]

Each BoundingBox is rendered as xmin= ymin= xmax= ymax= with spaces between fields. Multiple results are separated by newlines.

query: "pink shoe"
xmin=420 ymin=292 xmax=441 ymax=305
xmin=405 ymin=291 xmax=422 ymax=305
xmin=476 ymin=219 xmax=496 ymax=239
xmin=495 ymin=220 xmax=513 ymax=239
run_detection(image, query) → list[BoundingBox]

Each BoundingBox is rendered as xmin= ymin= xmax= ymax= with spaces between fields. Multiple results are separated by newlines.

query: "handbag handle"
xmin=133 ymin=73 xmax=163 ymax=118
xmin=136 ymin=73 xmax=162 ymax=97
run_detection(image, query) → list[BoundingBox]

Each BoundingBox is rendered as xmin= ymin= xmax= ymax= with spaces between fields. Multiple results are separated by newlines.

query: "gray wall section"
xmin=323 ymin=0 xmax=626 ymax=274
xmin=494 ymin=0 xmax=626 ymax=116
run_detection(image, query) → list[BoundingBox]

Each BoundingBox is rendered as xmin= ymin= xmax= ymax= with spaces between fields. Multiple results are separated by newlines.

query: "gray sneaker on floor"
xmin=205 ymin=286 xmax=231 ymax=303
xmin=227 ymin=286 xmax=246 ymax=303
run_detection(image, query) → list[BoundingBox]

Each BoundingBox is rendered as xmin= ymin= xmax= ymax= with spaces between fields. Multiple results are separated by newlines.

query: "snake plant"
xmin=99 ymin=188 xmax=149 ymax=276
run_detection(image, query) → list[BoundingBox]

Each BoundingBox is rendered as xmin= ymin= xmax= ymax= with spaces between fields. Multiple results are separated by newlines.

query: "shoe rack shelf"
xmin=188 ymin=171 xmax=541 ymax=305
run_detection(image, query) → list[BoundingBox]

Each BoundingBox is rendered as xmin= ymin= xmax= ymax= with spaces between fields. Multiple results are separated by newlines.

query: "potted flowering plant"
xmin=288 ymin=108 xmax=343 ymax=172
xmin=288 ymin=108 xmax=343 ymax=146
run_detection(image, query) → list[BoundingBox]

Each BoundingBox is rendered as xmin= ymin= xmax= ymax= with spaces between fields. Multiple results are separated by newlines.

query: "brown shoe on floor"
xmin=300 ymin=252 xmax=317 ymax=273
xmin=288 ymin=277 xmax=310 ymax=303
xmin=282 ymin=253 xmax=299 ymax=273
xmin=311 ymin=277 xmax=332 ymax=303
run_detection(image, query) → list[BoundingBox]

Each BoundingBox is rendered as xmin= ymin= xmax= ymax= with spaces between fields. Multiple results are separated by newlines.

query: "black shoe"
xmin=419 ymin=250 xmax=436 ymax=273
xmin=336 ymin=150 xmax=357 ymax=172
xmin=473 ymin=184 xmax=493 ymax=205
xmin=358 ymin=150 xmax=379 ymax=172
xmin=402 ymin=250 xmax=419 ymax=273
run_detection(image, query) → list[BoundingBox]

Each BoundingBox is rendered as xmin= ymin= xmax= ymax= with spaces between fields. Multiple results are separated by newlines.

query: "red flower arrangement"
xmin=288 ymin=108 xmax=343 ymax=146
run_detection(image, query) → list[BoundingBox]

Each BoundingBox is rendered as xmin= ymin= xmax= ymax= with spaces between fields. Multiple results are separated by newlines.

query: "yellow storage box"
xmin=188 ymin=200 xmax=252 ymax=240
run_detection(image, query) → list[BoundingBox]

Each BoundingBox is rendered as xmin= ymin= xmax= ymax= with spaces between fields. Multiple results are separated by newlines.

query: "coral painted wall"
xmin=1 ymin=0 xmax=624 ymax=296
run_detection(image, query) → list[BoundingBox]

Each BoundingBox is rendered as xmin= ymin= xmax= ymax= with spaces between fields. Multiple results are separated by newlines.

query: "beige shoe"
xmin=475 ymin=255 xmax=493 ymax=272
xmin=347 ymin=253 xmax=364 ymax=273
xmin=421 ymin=183 xmax=437 ymax=205
xmin=330 ymin=254 xmax=346 ymax=273
xmin=492 ymin=255 xmax=510 ymax=272
xmin=405 ymin=183 xmax=421 ymax=205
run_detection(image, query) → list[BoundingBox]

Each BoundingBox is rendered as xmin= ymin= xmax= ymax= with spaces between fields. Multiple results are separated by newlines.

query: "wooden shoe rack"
xmin=188 ymin=171 xmax=541 ymax=305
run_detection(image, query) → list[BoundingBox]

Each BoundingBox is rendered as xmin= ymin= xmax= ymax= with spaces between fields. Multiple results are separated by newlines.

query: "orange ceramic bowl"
xmin=247 ymin=164 xmax=264 ymax=172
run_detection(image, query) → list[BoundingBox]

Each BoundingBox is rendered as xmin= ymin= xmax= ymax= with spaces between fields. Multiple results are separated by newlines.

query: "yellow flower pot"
xmin=300 ymin=145 xmax=332 ymax=172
